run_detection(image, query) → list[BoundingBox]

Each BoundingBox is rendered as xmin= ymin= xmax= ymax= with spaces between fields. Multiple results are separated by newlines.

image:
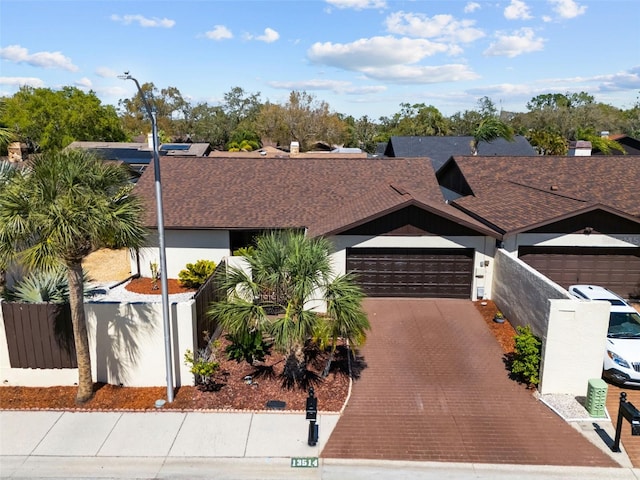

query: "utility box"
xmin=586 ymin=378 xmax=608 ymax=417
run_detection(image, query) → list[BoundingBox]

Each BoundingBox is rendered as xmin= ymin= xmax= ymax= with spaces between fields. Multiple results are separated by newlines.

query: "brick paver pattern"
xmin=322 ymin=298 xmax=618 ymax=467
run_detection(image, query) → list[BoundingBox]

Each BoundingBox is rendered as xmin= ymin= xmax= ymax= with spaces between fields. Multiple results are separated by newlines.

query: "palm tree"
xmin=0 ymin=161 xmax=20 ymax=294
xmin=0 ymin=99 xmax=15 ymax=152
xmin=470 ymin=117 xmax=515 ymax=155
xmin=208 ymin=231 xmax=370 ymax=386
xmin=0 ymin=150 xmax=146 ymax=403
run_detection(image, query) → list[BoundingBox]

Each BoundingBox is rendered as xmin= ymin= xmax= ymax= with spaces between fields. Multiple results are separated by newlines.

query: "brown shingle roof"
xmin=134 ymin=156 xmax=495 ymax=237
xmin=448 ymin=156 xmax=640 ymax=233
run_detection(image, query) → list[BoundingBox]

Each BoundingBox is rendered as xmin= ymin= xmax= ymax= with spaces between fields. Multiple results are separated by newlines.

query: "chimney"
xmin=7 ymin=142 xmax=27 ymax=162
xmin=290 ymin=141 xmax=300 ymax=156
xmin=147 ymin=133 xmax=154 ymax=150
xmin=568 ymin=140 xmax=591 ymax=156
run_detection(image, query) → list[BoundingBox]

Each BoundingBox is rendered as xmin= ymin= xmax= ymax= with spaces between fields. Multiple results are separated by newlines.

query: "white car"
xmin=569 ymin=285 xmax=640 ymax=386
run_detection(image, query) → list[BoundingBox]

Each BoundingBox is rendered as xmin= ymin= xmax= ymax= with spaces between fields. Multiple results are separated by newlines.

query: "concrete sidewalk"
xmin=1 ymin=410 xmax=639 ymax=479
xmin=0 ymin=410 xmax=337 ymax=479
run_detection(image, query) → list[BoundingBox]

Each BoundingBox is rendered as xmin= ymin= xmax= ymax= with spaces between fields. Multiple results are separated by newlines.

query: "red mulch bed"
xmin=473 ymin=299 xmax=517 ymax=354
xmin=124 ymin=276 xmax=196 ymax=295
xmin=0 ymin=293 xmax=517 ymax=413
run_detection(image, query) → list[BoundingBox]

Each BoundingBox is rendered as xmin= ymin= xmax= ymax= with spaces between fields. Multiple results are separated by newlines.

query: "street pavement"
xmin=1 ymin=409 xmax=639 ymax=479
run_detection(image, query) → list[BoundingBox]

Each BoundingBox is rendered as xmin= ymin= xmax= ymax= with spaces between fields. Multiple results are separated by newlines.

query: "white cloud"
xmin=385 ymin=12 xmax=484 ymax=44
xmin=483 ymin=28 xmax=545 ymax=57
xmin=95 ymin=67 xmax=118 ymax=78
xmin=0 ymin=76 xmax=45 ymax=88
xmin=205 ymin=25 xmax=233 ymax=40
xmin=110 ymin=14 xmax=175 ymax=28
xmin=0 ymin=45 xmax=78 ymax=71
xmin=360 ymin=63 xmax=480 ymax=84
xmin=256 ymin=27 xmax=280 ymax=43
xmin=308 ymin=35 xmax=479 ymax=84
xmin=325 ymin=0 xmax=386 ymax=10
xmin=74 ymin=77 xmax=93 ymax=88
xmin=268 ymin=79 xmax=387 ymax=95
xmin=504 ymin=0 xmax=533 ymax=20
xmin=547 ymin=0 xmax=586 ymax=19
xmin=576 ymin=67 xmax=640 ymax=92
xmin=309 ymin=36 xmax=451 ymax=71
xmin=464 ymin=2 xmax=481 ymax=13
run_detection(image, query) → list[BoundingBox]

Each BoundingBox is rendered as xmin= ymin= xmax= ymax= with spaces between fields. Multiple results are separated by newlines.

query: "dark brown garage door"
xmin=346 ymin=248 xmax=474 ymax=298
xmin=518 ymin=246 xmax=640 ymax=299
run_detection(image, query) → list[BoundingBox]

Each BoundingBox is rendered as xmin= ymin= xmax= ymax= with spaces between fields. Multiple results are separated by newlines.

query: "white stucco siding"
xmin=503 ymin=233 xmax=640 ymax=253
xmin=134 ymin=229 xmax=230 ymax=278
xmin=330 ymin=235 xmax=496 ymax=299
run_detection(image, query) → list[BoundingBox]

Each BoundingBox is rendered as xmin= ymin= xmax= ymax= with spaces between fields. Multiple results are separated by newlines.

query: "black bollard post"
xmin=612 ymin=392 xmax=627 ymax=452
xmin=306 ymin=387 xmax=318 ymax=446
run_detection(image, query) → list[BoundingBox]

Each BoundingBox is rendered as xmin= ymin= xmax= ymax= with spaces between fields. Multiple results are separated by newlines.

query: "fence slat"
xmin=1 ymin=302 xmax=77 ymax=369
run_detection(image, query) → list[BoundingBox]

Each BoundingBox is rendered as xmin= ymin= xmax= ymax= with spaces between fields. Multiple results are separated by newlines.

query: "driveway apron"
xmin=321 ymin=298 xmax=617 ymax=466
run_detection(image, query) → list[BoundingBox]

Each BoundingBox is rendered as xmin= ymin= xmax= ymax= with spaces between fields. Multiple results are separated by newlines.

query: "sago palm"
xmin=0 ymin=150 xmax=146 ymax=403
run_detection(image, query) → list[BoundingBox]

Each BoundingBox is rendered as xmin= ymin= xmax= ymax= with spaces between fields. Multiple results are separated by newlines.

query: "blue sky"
xmin=1 ymin=0 xmax=639 ymax=119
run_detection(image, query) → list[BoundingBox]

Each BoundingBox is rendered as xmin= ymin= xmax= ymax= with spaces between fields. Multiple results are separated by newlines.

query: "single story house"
xmin=133 ymin=156 xmax=499 ymax=299
xmin=437 ymin=155 xmax=640 ymax=299
xmin=133 ymin=154 xmax=640 ymax=301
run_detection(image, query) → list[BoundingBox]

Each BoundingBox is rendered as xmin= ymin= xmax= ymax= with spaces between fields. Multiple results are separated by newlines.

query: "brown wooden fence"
xmin=193 ymin=260 xmax=226 ymax=349
xmin=1 ymin=302 xmax=77 ymax=369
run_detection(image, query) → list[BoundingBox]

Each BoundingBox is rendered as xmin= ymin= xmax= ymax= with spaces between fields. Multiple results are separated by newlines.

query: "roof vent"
xmin=550 ymin=185 xmax=559 ymax=191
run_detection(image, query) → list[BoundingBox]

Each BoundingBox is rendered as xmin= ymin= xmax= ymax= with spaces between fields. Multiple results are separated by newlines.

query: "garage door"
xmin=346 ymin=248 xmax=474 ymax=298
xmin=518 ymin=246 xmax=640 ymax=299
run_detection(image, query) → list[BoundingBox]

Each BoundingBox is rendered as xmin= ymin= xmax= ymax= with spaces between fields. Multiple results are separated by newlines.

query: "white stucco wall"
xmin=134 ymin=229 xmax=230 ymax=278
xmin=492 ymin=249 xmax=611 ymax=395
xmin=503 ymin=232 xmax=640 ymax=252
xmin=539 ymin=299 xmax=610 ymax=395
xmin=0 ymin=300 xmax=197 ymax=388
xmin=331 ymin=234 xmax=496 ymax=300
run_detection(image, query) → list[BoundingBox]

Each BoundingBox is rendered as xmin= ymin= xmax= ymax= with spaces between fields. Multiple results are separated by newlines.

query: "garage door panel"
xmin=518 ymin=246 xmax=640 ymax=298
xmin=347 ymin=248 xmax=474 ymax=299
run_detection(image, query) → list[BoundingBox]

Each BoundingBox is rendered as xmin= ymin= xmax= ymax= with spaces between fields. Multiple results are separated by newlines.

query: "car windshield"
xmin=608 ymin=312 xmax=640 ymax=338
xmin=598 ymin=299 xmax=627 ymax=306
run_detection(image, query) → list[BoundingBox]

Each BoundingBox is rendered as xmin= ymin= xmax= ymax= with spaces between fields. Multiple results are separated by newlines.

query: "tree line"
xmin=1 ymin=84 xmax=639 ymax=156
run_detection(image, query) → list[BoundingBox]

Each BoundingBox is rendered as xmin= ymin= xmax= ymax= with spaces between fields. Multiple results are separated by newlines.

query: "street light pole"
xmin=119 ymin=73 xmax=174 ymax=403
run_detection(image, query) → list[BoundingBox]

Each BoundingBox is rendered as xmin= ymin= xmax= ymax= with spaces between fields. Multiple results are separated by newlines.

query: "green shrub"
xmin=178 ymin=260 xmax=216 ymax=289
xmin=184 ymin=334 xmax=221 ymax=387
xmin=511 ymin=325 xmax=541 ymax=386
xmin=225 ymin=331 xmax=271 ymax=365
xmin=232 ymin=246 xmax=256 ymax=258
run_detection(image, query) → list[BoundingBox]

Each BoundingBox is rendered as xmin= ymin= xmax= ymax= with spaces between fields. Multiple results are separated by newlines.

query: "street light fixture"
xmin=119 ymin=72 xmax=174 ymax=403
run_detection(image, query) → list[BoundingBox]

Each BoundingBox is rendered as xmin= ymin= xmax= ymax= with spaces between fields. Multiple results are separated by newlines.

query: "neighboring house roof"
xmin=438 ymin=155 xmax=640 ymax=234
xmin=383 ymin=136 xmax=537 ymax=172
xmin=208 ymin=146 xmax=367 ymax=159
xmin=593 ymin=134 xmax=640 ymax=155
xmin=67 ymin=141 xmax=211 ymax=166
xmin=159 ymin=143 xmax=212 ymax=156
xmin=134 ymin=156 xmax=498 ymax=238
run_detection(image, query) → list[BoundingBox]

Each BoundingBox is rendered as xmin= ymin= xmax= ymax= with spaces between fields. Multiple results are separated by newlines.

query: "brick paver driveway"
xmin=322 ymin=298 xmax=617 ymax=467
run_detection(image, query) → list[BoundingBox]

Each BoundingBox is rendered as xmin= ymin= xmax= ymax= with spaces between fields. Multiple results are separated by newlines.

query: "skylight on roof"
xmin=160 ymin=144 xmax=190 ymax=151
